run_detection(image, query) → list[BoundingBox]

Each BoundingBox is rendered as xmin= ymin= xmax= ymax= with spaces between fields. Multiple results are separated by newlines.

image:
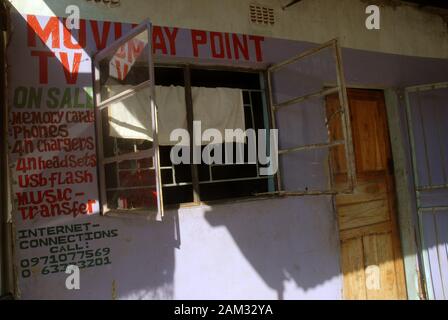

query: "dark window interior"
xmin=102 ymin=65 xmax=274 ymax=208
xmin=190 ymin=68 xmax=271 ymax=201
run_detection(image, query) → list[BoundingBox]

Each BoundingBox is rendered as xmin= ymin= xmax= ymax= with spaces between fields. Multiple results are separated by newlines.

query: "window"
xmin=265 ymin=39 xmax=356 ymax=196
xmin=93 ymin=21 xmax=163 ymax=219
xmin=93 ymin=20 xmax=355 ymax=219
xmin=93 ymin=20 xmax=276 ymax=219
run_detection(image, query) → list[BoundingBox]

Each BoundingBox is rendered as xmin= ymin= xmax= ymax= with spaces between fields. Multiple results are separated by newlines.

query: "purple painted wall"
xmin=6 ymin=10 xmax=448 ymax=299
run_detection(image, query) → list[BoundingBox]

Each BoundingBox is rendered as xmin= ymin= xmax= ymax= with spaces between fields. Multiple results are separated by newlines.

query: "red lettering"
xmin=27 ymin=15 xmax=60 ymax=48
xmin=63 ymin=18 xmax=86 ymax=49
xmin=114 ymin=23 xmax=122 ymax=39
xmin=191 ymin=30 xmax=207 ymax=57
xmin=59 ymin=52 xmax=82 ymax=84
xmin=152 ymin=26 xmax=167 ymax=55
xmin=233 ymin=34 xmax=249 ymax=61
xmin=249 ymin=35 xmax=264 ymax=62
xmin=91 ymin=20 xmax=111 ymax=50
xmin=210 ymin=32 xmax=225 ymax=59
xmin=31 ymin=50 xmax=55 ymax=84
xmin=114 ymin=59 xmax=129 ymax=80
xmin=128 ymin=39 xmax=144 ymax=63
xmin=224 ymin=33 xmax=232 ymax=59
xmin=164 ymin=27 xmax=178 ymax=55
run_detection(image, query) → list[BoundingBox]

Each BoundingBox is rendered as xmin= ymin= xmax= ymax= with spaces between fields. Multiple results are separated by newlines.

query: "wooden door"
xmin=327 ymin=89 xmax=407 ymax=300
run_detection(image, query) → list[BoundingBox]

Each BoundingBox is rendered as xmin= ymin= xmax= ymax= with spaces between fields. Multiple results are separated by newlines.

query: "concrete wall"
xmin=6 ymin=10 xmax=346 ymax=299
xmin=4 ymin=0 xmax=448 ymax=300
xmin=17 ymin=198 xmax=341 ymax=299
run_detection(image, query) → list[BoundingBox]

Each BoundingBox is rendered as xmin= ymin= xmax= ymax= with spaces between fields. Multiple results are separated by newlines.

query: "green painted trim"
xmin=384 ymin=89 xmax=422 ymax=300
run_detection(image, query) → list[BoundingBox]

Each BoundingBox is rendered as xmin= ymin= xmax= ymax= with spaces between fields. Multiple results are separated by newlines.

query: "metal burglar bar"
xmin=404 ymin=82 xmax=448 ymax=300
xmin=102 ymin=88 xmax=271 ymax=189
xmin=405 ymin=82 xmax=448 ymax=210
xmin=93 ymin=19 xmax=164 ymax=220
xmin=262 ymin=39 xmax=356 ymax=196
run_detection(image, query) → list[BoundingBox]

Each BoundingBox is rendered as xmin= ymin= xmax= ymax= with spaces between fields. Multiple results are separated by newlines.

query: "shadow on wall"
xmin=202 ymin=196 xmax=341 ymax=299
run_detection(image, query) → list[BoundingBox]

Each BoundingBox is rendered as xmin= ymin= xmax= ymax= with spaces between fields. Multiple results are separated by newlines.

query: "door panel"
xmin=341 ymin=238 xmax=367 ymax=300
xmin=328 ymin=89 xmax=407 ymax=300
xmin=336 ymin=177 xmax=390 ymax=230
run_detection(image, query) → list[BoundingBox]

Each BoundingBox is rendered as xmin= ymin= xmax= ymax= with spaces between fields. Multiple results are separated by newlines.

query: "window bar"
xmin=416 ymin=184 xmax=448 ymax=191
xmin=93 ymin=60 xmax=109 ymax=214
xmin=209 ymin=161 xmax=213 ymax=182
xmin=262 ymin=39 xmax=356 ymax=196
xmin=435 ymin=99 xmax=447 ymax=185
xmin=266 ymin=64 xmax=282 ymax=192
xmin=103 ymin=149 xmax=155 ymax=165
xmin=333 ymin=39 xmax=356 ymax=192
xmin=247 ymin=90 xmax=261 ymax=178
xmin=97 ymin=80 xmax=151 ymax=111
xmin=171 ymin=167 xmax=177 ymax=185
xmin=269 ymin=39 xmax=338 ymax=72
xmin=260 ymin=71 xmax=276 ymax=192
xmin=199 ymin=175 xmax=270 ymax=185
xmin=147 ymin=21 xmax=164 ymax=220
xmin=118 ymin=166 xmax=172 ymax=172
xmin=274 ymin=87 xmax=339 ymax=111
xmin=405 ymin=82 xmax=448 ymax=93
xmin=113 ymin=138 xmax=119 ymax=189
xmin=184 ymin=66 xmax=201 ymax=203
xmin=419 ymin=206 xmax=448 ymax=212
xmin=416 ymin=91 xmax=433 ymax=187
xmin=278 ymin=140 xmax=345 ymax=155
xmin=405 ymin=89 xmax=422 ymax=196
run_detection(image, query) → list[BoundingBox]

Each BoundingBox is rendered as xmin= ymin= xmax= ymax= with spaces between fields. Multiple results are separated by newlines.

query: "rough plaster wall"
xmin=17 ymin=198 xmax=342 ymax=300
xmin=4 ymin=11 xmax=345 ymax=299
xmin=4 ymin=1 xmax=448 ymax=300
xmin=7 ymin=0 xmax=448 ymax=59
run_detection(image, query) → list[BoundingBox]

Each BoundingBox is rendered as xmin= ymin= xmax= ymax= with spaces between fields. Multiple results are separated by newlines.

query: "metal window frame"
xmin=404 ymin=81 xmax=448 ymax=299
xmin=405 ymin=82 xmax=448 ymax=197
xmin=262 ymin=38 xmax=356 ymax=196
xmin=93 ymin=19 xmax=164 ymax=220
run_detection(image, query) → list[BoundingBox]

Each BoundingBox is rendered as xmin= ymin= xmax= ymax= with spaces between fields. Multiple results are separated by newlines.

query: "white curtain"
xmin=107 ymin=85 xmax=245 ymax=145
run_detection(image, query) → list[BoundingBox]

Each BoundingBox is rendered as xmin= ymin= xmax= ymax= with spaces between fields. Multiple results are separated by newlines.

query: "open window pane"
xmin=270 ymin=45 xmax=337 ymax=107
xmin=93 ymin=20 xmax=164 ymax=219
xmin=267 ymin=39 xmax=356 ymax=195
xmin=97 ymin=29 xmax=151 ymax=102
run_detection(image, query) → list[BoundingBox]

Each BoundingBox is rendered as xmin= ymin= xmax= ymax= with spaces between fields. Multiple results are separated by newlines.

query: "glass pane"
xmin=106 ymin=188 xmax=158 ymax=211
xmin=100 ymin=92 xmax=153 ymax=159
xmin=270 ymin=45 xmax=337 ymax=106
xmin=105 ymin=158 xmax=158 ymax=212
xmin=97 ymin=29 xmax=150 ymax=101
